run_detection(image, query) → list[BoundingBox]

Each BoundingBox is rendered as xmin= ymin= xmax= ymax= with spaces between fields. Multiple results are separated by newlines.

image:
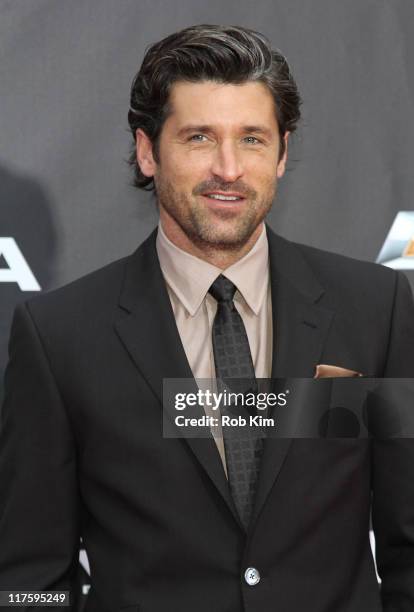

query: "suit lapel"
xmin=113 ymin=228 xmax=241 ymax=527
xmin=266 ymin=224 xmax=335 ymax=379
xmin=250 ymin=226 xmax=336 ymax=528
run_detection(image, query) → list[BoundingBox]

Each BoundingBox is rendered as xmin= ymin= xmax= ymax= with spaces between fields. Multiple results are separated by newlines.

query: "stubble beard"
xmin=156 ymin=175 xmax=276 ymax=252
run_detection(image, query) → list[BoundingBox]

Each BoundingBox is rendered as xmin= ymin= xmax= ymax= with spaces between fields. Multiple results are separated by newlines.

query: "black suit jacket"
xmin=1 ymin=224 xmax=414 ymax=612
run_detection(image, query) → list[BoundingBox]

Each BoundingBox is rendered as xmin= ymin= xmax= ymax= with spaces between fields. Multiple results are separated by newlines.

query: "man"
xmin=1 ymin=24 xmax=414 ymax=612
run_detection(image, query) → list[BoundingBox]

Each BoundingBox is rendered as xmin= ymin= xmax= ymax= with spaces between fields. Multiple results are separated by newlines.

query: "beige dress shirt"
xmin=156 ymin=221 xmax=273 ymax=472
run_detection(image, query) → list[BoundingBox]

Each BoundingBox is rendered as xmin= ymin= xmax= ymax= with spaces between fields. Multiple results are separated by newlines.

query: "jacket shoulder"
xmin=269 ymin=232 xmax=399 ymax=301
xmin=20 ymin=226 xmax=158 ymax=341
xmin=266 ymin=227 xmax=402 ymax=316
xmin=294 ymin=240 xmax=397 ymax=287
xmin=23 ymin=254 xmax=130 ymax=330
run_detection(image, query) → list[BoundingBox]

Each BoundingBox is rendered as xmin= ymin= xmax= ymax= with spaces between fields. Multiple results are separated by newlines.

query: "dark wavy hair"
xmin=127 ymin=24 xmax=302 ymax=191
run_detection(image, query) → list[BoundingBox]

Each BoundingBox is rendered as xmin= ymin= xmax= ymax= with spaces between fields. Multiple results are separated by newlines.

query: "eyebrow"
xmin=176 ymin=124 xmax=274 ymax=139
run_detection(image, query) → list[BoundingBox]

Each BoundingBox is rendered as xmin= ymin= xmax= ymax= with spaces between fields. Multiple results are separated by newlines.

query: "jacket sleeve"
xmin=371 ymin=271 xmax=414 ymax=611
xmin=0 ymin=302 xmax=80 ymax=609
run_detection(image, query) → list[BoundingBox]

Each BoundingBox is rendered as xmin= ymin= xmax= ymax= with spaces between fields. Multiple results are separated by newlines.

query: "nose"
xmin=210 ymin=140 xmax=243 ymax=183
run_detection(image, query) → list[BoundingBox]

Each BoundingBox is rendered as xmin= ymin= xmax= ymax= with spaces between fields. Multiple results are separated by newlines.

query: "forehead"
xmin=165 ymin=80 xmax=278 ymax=130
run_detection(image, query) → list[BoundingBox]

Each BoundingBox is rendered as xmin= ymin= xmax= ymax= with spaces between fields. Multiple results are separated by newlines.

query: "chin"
xmin=197 ymin=226 xmax=258 ymax=248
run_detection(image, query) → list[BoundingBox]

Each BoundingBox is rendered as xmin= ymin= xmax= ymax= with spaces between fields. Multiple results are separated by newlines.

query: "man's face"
xmin=137 ymin=80 xmax=288 ymax=250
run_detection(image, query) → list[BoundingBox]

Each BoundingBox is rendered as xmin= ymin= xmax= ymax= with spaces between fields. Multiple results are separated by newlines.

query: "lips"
xmin=199 ymin=192 xmax=246 ymax=214
xmin=201 ymin=191 xmax=245 ymax=202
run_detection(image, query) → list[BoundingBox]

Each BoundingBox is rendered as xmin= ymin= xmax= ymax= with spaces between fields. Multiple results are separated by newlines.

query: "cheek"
xmin=163 ymin=154 xmax=209 ymax=187
xmin=246 ymin=157 xmax=278 ymax=188
xmin=244 ymin=147 xmax=278 ymax=169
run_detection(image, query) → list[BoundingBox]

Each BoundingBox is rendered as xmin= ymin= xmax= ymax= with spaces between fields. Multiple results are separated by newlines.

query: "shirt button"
xmin=244 ymin=567 xmax=261 ymax=586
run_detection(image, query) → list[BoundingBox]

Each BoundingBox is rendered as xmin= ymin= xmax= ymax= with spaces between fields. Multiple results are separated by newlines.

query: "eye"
xmin=189 ymin=134 xmax=208 ymax=142
xmin=243 ymin=136 xmax=261 ymax=144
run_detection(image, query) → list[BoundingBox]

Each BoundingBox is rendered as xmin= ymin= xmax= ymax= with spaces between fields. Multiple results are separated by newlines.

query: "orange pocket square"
xmin=314 ymin=364 xmax=363 ymax=379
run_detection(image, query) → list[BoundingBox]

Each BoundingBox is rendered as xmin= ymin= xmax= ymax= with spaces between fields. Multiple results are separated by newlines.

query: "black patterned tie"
xmin=208 ymin=274 xmax=264 ymax=530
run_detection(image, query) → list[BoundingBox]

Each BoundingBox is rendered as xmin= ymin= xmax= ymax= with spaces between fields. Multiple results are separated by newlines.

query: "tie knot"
xmin=208 ymin=275 xmax=237 ymax=303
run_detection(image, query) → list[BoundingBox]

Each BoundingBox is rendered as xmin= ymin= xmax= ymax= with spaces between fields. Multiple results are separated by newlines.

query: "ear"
xmin=135 ymin=128 xmax=157 ymax=177
xmin=276 ymin=132 xmax=290 ymax=178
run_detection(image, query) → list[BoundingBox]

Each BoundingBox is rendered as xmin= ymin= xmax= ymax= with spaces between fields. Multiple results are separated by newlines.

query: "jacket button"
xmin=244 ymin=567 xmax=261 ymax=586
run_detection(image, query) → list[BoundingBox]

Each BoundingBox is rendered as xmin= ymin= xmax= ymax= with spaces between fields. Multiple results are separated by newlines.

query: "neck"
xmin=159 ymin=211 xmax=264 ymax=269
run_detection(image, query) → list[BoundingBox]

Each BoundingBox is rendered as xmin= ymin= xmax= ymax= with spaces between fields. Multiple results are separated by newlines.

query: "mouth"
xmin=199 ymin=192 xmax=246 ymax=209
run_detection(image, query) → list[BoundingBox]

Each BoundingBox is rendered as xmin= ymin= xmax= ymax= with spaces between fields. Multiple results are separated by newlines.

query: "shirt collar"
xmin=156 ymin=221 xmax=269 ymax=316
